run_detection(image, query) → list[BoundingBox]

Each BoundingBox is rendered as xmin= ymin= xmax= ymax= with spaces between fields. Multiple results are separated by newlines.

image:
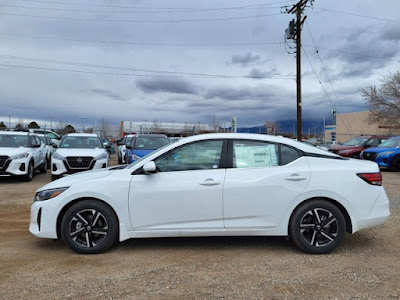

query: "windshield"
xmin=125 ymin=136 xmax=133 ymax=145
xmin=133 ymin=136 xmax=170 ymax=150
xmin=60 ymin=136 xmax=102 ymax=149
xmin=343 ymin=137 xmax=368 ymax=147
xmin=378 ymin=138 xmax=400 ymax=148
xmin=38 ymin=136 xmax=48 ymax=144
xmin=0 ymin=135 xmax=29 ymax=148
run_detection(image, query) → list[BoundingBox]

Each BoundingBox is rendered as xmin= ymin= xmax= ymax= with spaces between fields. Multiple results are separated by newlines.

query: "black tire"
xmin=61 ymin=200 xmax=118 ymax=254
xmin=47 ymin=156 xmax=51 ymax=169
xmin=118 ymin=156 xmax=122 ymax=164
xmin=352 ymin=153 xmax=360 ymax=159
xmin=51 ymin=174 xmax=60 ymax=181
xmin=40 ymin=160 xmax=47 ymax=174
xmin=21 ymin=161 xmax=34 ymax=182
xmin=390 ymin=156 xmax=400 ymax=172
xmin=289 ymin=200 xmax=345 ymax=254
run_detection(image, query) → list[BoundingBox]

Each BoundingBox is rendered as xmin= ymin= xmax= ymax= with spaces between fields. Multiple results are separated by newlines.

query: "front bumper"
xmin=0 ymin=157 xmax=30 ymax=176
xmin=29 ymin=199 xmax=59 ymax=239
xmin=374 ymin=155 xmax=391 ymax=168
xmin=51 ymin=158 xmax=108 ymax=176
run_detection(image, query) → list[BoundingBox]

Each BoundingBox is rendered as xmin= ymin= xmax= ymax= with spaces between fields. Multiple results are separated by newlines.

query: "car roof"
xmin=0 ymin=131 xmax=31 ymax=136
xmin=135 ymin=134 xmax=168 ymax=138
xmin=171 ymin=133 xmax=337 ymax=157
xmin=65 ymin=133 xmax=99 ymax=137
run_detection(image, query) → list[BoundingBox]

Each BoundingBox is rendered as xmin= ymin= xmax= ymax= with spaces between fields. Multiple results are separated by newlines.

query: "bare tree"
xmin=362 ymin=71 xmax=400 ymax=128
xmin=99 ymin=118 xmax=110 ymax=138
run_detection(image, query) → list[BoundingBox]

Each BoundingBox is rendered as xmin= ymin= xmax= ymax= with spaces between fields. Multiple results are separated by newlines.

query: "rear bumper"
xmin=352 ymin=189 xmax=390 ymax=233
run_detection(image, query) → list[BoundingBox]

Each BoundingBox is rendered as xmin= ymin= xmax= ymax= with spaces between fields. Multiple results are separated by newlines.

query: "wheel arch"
xmin=56 ymin=197 xmax=120 ymax=239
xmin=289 ymin=197 xmax=352 ymax=234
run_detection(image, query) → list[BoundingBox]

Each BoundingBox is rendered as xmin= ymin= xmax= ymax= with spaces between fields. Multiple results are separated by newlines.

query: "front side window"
xmin=155 ymin=140 xmax=224 ymax=172
xmin=46 ymin=132 xmax=59 ymax=140
xmin=233 ymin=141 xmax=279 ymax=168
xmin=0 ymin=135 xmax=29 ymax=148
xmin=366 ymin=138 xmax=381 ymax=147
xmin=343 ymin=137 xmax=368 ymax=146
xmin=60 ymin=136 xmax=102 ymax=149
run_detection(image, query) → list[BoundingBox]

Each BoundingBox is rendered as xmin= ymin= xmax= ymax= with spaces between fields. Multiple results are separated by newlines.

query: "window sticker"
xmin=234 ymin=144 xmax=278 ymax=168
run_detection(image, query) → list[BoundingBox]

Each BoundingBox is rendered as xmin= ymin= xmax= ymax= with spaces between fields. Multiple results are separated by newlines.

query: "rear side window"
xmin=232 ymin=140 xmax=301 ymax=168
xmin=233 ymin=141 xmax=279 ymax=168
xmin=281 ymin=145 xmax=300 ymax=165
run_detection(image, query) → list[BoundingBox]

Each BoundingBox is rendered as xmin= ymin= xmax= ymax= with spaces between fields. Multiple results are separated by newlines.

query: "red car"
xmin=329 ymin=136 xmax=389 ymax=158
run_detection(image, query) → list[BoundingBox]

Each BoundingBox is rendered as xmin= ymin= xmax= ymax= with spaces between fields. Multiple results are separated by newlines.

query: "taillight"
xmin=357 ymin=172 xmax=382 ymax=186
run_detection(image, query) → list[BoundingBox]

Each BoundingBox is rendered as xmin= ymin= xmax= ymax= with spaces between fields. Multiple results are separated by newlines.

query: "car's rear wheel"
xmin=289 ymin=200 xmax=345 ymax=254
xmin=46 ymin=156 xmax=51 ymax=169
xmin=61 ymin=200 xmax=118 ymax=254
xmin=390 ymin=156 xmax=400 ymax=172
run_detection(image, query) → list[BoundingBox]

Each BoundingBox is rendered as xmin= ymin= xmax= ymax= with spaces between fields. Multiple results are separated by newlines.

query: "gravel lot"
xmin=0 ymin=155 xmax=399 ymax=299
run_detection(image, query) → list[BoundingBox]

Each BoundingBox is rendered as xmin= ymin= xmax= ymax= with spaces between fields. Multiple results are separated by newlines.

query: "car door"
xmin=223 ymin=140 xmax=311 ymax=229
xmin=29 ymin=136 xmax=41 ymax=168
xmin=129 ymin=139 xmax=227 ymax=231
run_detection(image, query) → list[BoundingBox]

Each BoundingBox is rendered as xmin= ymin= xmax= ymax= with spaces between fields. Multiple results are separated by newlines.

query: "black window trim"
xmin=227 ymin=139 xmax=303 ymax=168
xmin=132 ymin=139 xmax=229 ymax=175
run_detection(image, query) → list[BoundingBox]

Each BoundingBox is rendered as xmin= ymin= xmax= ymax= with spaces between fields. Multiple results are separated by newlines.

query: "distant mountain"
xmin=237 ymin=119 xmax=334 ymax=138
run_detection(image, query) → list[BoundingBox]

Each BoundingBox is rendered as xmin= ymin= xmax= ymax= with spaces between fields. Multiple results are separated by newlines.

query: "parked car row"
xmin=0 ymin=130 xmax=111 ymax=181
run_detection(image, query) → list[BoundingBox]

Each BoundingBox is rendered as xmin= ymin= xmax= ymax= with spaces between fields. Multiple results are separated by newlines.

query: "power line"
xmin=302 ymin=44 xmax=400 ymax=63
xmin=305 ymin=22 xmax=353 ymax=135
xmin=0 ymin=32 xmax=283 ymax=47
xmin=21 ymin=0 xmax=293 ymax=10
xmin=0 ymin=59 xmax=294 ymax=80
xmin=0 ymin=11 xmax=283 ymax=23
xmin=314 ymin=7 xmax=400 ymax=24
xmin=0 ymin=3 xmax=289 ymax=14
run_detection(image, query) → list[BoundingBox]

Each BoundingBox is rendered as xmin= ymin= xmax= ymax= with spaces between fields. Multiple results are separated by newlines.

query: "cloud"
xmin=230 ymin=52 xmax=262 ymax=67
xmin=90 ymin=88 xmax=126 ymax=102
xmin=136 ymin=78 xmax=199 ymax=95
xmin=247 ymin=68 xmax=279 ymax=79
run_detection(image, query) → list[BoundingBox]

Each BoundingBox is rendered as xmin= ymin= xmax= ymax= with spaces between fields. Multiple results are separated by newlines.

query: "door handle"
xmin=200 ymin=178 xmax=221 ymax=186
xmin=286 ymin=174 xmax=307 ymax=181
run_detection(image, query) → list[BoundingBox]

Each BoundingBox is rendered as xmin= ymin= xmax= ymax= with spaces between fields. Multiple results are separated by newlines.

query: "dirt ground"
xmin=0 ymin=155 xmax=399 ymax=300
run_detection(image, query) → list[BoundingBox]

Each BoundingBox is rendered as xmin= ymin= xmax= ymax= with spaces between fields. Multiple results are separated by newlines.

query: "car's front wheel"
xmin=289 ymin=200 xmax=345 ymax=254
xmin=390 ymin=156 xmax=400 ymax=172
xmin=21 ymin=161 xmax=34 ymax=182
xmin=61 ymin=200 xmax=118 ymax=254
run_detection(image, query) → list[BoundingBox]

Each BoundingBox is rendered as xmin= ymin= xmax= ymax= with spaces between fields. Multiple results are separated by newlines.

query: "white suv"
xmin=51 ymin=133 xmax=109 ymax=181
xmin=0 ymin=131 xmax=47 ymax=181
xmin=117 ymin=134 xmax=135 ymax=164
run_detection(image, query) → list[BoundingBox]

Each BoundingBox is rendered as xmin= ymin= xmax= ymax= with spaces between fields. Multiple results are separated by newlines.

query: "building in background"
xmin=325 ymin=111 xmax=400 ymax=143
xmin=120 ymin=121 xmax=215 ymax=137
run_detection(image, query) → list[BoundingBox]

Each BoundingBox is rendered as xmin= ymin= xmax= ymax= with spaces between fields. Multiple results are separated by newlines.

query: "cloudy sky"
xmin=0 ymin=0 xmax=399 ymax=129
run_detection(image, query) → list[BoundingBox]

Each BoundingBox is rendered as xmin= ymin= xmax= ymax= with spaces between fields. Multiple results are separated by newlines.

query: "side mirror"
xmin=32 ymin=143 xmax=41 ymax=148
xmin=126 ymin=145 xmax=131 ymax=149
xmin=143 ymin=161 xmax=156 ymax=174
xmin=52 ymin=143 xmax=58 ymax=148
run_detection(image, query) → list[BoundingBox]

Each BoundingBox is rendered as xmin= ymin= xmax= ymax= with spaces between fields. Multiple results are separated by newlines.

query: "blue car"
xmin=361 ymin=136 xmax=400 ymax=171
xmin=125 ymin=134 xmax=170 ymax=163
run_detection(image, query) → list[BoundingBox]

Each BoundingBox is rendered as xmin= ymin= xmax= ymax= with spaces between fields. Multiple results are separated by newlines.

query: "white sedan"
xmin=30 ymin=134 xmax=390 ymax=254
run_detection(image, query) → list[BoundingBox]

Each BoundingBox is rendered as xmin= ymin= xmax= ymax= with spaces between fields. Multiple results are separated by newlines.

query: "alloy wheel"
xmin=299 ymin=208 xmax=338 ymax=247
xmin=68 ymin=209 xmax=109 ymax=248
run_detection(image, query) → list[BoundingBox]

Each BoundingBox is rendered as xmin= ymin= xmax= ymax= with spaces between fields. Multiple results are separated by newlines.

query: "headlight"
xmin=35 ymin=187 xmax=68 ymax=202
xmin=52 ymin=153 xmax=65 ymax=161
xmin=11 ymin=153 xmax=29 ymax=160
xmin=96 ymin=152 xmax=108 ymax=160
xmin=377 ymin=151 xmax=395 ymax=156
xmin=131 ymin=154 xmax=141 ymax=161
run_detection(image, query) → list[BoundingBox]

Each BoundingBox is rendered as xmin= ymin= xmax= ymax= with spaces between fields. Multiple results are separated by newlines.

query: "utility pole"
xmin=284 ymin=0 xmax=313 ymax=141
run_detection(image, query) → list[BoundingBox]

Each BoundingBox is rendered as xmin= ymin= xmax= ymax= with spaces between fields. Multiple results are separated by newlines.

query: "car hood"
xmin=0 ymin=147 xmax=31 ymax=157
xmin=55 ymin=148 xmax=106 ymax=157
xmin=364 ymin=147 xmax=400 ymax=154
xmin=36 ymin=166 xmax=122 ymax=192
xmin=330 ymin=145 xmax=363 ymax=151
